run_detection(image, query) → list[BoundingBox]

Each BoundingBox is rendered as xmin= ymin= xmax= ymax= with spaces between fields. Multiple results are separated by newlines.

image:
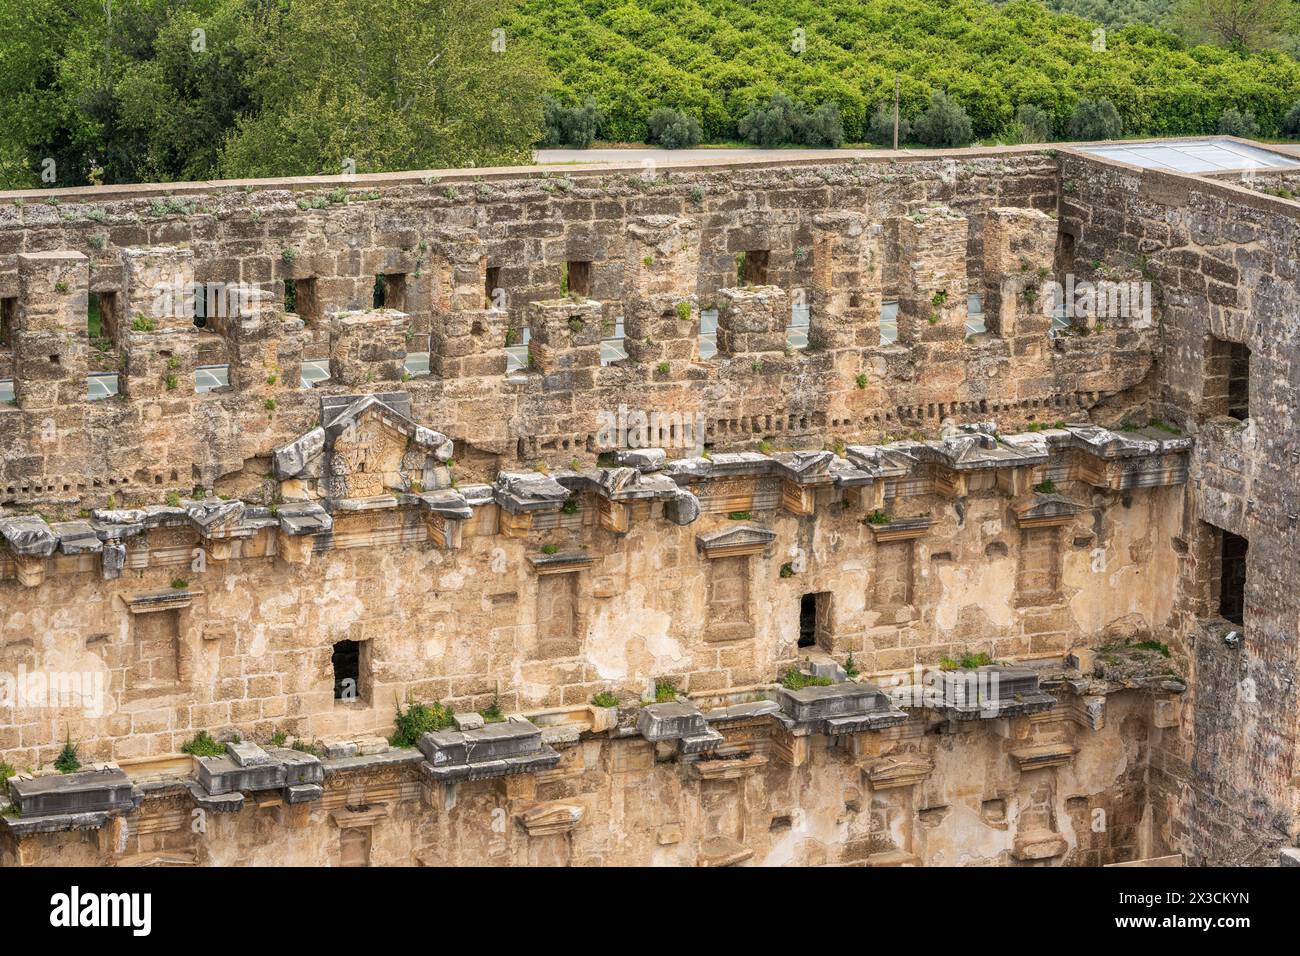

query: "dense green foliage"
xmin=0 ymin=0 xmax=545 ymax=188
xmin=389 ymin=698 xmax=455 ymax=748
xmin=646 ymin=107 xmax=704 ymax=148
xmin=1069 ymin=97 xmax=1126 ymax=138
xmin=512 ymin=0 xmax=1300 ymax=144
xmin=541 ymin=96 xmax=605 ymax=147
xmin=4 ymin=0 xmax=1300 ymax=188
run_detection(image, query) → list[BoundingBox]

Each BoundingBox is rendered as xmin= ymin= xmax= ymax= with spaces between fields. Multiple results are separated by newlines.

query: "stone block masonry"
xmin=0 ymin=141 xmax=1295 ymax=867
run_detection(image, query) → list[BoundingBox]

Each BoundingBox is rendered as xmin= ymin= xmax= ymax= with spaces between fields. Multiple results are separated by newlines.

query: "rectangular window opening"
xmin=485 ymin=265 xmax=503 ymax=310
xmin=1219 ymin=529 xmax=1247 ymax=625
xmin=564 ymin=260 xmax=592 ymax=298
xmin=737 ymin=250 xmax=769 ymax=286
xmin=332 ymin=639 xmax=368 ymax=702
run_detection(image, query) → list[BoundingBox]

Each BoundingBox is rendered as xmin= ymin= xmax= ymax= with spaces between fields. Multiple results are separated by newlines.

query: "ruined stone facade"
xmin=0 ymin=142 xmax=1291 ymax=866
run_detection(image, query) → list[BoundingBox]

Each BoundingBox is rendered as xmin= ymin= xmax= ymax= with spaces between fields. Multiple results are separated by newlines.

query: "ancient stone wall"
xmin=1060 ymin=151 xmax=1300 ymax=864
xmin=3 ymin=144 xmax=1286 ymax=867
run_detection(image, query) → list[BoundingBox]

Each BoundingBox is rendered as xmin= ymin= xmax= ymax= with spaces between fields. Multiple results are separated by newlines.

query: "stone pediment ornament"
xmin=695 ymin=525 xmax=777 ymax=558
xmin=518 ymin=800 xmax=585 ymax=836
xmin=863 ymin=754 xmax=935 ymax=790
xmin=1011 ymin=493 xmax=1083 ymax=528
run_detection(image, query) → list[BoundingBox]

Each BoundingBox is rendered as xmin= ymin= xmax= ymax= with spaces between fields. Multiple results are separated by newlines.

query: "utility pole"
xmin=893 ymin=73 xmax=900 ymax=150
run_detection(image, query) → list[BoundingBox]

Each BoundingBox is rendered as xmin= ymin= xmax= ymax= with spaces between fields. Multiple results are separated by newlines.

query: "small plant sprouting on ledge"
xmin=653 ymin=678 xmax=679 ymax=703
xmin=779 ymin=563 xmax=794 ymax=578
xmin=727 ymin=510 xmax=752 ymax=521
xmin=54 ymin=734 xmax=81 ymax=774
xmin=676 ymin=301 xmax=691 ymax=322
xmin=170 ymin=578 xmax=188 ymax=590
xmin=292 ymin=738 xmax=324 ymax=758
xmin=181 ymin=730 xmax=226 ymax=757
xmin=1131 ymin=639 xmax=1172 ymax=658
xmin=656 ymin=361 xmax=670 ymax=374
xmin=863 ymin=509 xmax=891 ymax=525
xmin=163 ymin=373 xmax=178 ymax=391
xmin=264 ymin=398 xmax=277 ymax=414
xmin=926 ymin=311 xmax=939 ymax=325
xmin=567 ymin=316 xmax=585 ymax=333
xmin=281 ymin=247 xmax=297 ymax=264
xmin=1149 ymin=419 xmax=1181 ymax=436
xmin=0 ymin=761 xmax=14 ymax=789
xmin=930 ymin=290 xmax=948 ymax=307
xmin=844 ymin=653 xmax=860 ymax=680
xmin=781 ymin=669 xmax=833 ymax=691
xmin=131 ymin=314 xmax=156 ymax=332
xmin=389 ymin=697 xmax=456 ymax=748
xmin=561 ymin=496 xmax=579 ymax=515
xmin=940 ymin=652 xmax=995 ymax=671
xmin=165 ymin=491 xmax=181 ymax=507
xmin=1033 ymin=479 xmax=1057 ymax=495
xmin=540 ymin=543 xmax=559 ymax=555
xmin=480 ymin=695 xmax=505 ymax=723
xmin=757 ymin=439 xmax=773 ymax=455
xmin=591 ymin=691 xmax=619 ymax=709
xmin=855 ymin=373 xmax=868 ymax=389
xmin=269 ymin=730 xmax=288 ymax=747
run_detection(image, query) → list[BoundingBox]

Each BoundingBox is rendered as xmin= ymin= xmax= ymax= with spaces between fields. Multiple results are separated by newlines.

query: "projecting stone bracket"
xmin=2 ymin=764 xmax=143 ymax=836
xmin=636 ymin=701 xmax=724 ymax=755
xmin=192 ymin=741 xmax=324 ymax=806
xmin=776 ymin=681 xmax=908 ymax=736
xmin=932 ymin=666 xmax=1056 ymax=720
xmin=417 ymin=717 xmax=561 ymax=783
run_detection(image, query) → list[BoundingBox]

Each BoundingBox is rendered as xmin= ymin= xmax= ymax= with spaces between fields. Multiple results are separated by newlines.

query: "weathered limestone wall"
xmin=0 ymin=688 xmax=1160 ymax=868
xmin=0 ymin=148 xmax=1161 ymax=511
xmin=0 ymin=145 xmax=1259 ymax=868
xmin=1060 ymin=151 xmax=1300 ymax=864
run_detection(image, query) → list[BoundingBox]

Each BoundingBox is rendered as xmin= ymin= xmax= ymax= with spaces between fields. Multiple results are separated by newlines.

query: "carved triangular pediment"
xmin=271 ymin=392 xmax=454 ymax=502
xmin=1011 ymin=493 xmax=1083 ymax=528
xmin=695 ymin=525 xmax=776 ymax=558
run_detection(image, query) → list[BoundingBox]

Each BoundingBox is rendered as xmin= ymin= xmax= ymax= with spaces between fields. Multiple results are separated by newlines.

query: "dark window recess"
xmin=565 ymin=261 xmax=592 ymax=298
xmin=1205 ymin=336 xmax=1251 ymax=421
xmin=798 ymin=593 xmax=818 ymax=647
xmin=372 ymin=274 xmax=405 ymax=311
xmin=485 ymin=266 xmax=502 ymax=309
xmin=1227 ymin=342 xmax=1250 ymax=421
xmin=737 ymin=250 xmax=770 ymax=285
xmin=292 ymin=277 xmax=319 ymax=321
xmin=1219 ymin=531 xmax=1248 ymax=625
xmin=284 ymin=278 xmax=298 ymax=315
xmin=0 ymin=297 xmax=15 ymax=346
xmin=332 ymin=640 xmax=361 ymax=700
xmin=87 ymin=292 xmax=104 ymax=338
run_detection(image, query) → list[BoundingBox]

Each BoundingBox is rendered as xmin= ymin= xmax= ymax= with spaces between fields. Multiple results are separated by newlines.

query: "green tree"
xmin=1172 ymin=0 xmax=1296 ymax=52
xmin=646 ymin=108 xmax=703 ymax=149
xmin=866 ymin=102 xmax=910 ymax=147
xmin=1012 ymin=104 xmax=1054 ymax=142
xmin=1217 ymin=107 xmax=1260 ymax=135
xmin=914 ymin=92 xmax=974 ymax=147
xmin=1069 ymin=98 xmax=1124 ymax=139
xmin=219 ymin=0 xmax=546 ymax=176
xmin=541 ymin=96 xmax=603 ymax=148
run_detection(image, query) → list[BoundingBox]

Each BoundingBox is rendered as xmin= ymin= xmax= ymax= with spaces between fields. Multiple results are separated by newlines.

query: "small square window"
xmin=564 ymin=260 xmax=592 ymax=298
xmin=0 ymin=297 xmax=16 ymax=347
xmin=373 ymin=273 xmax=406 ymax=311
xmin=486 ymin=266 xmax=503 ymax=309
xmin=737 ymin=250 xmax=769 ymax=285
xmin=332 ymin=639 xmax=369 ymax=702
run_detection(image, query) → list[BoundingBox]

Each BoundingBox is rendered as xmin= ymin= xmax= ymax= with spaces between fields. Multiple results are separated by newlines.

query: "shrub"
xmin=653 ymin=678 xmax=678 ymax=703
xmin=1217 ymin=108 xmax=1259 ymax=138
xmin=646 ymin=107 xmax=703 ymax=148
xmin=591 ymin=691 xmax=619 ymax=709
xmin=739 ymin=92 xmax=804 ymax=146
xmin=181 ymin=730 xmax=226 ymax=757
xmin=913 ymin=92 xmax=973 ymax=147
xmin=801 ymin=102 xmax=845 ymax=147
xmin=866 ymin=102 xmax=909 ymax=147
xmin=54 ymin=736 xmax=81 ymax=774
xmin=863 ymin=509 xmax=891 ymax=525
xmin=541 ymin=96 xmax=604 ymax=148
xmin=480 ymin=695 xmax=505 ymax=723
xmin=1284 ymin=102 xmax=1300 ymax=137
xmin=389 ymin=697 xmax=455 ymax=747
xmin=1012 ymin=104 xmax=1053 ymax=143
xmin=738 ymin=92 xmax=843 ymax=147
xmin=781 ymin=669 xmax=834 ymax=690
xmin=1068 ymin=98 xmax=1123 ymax=140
